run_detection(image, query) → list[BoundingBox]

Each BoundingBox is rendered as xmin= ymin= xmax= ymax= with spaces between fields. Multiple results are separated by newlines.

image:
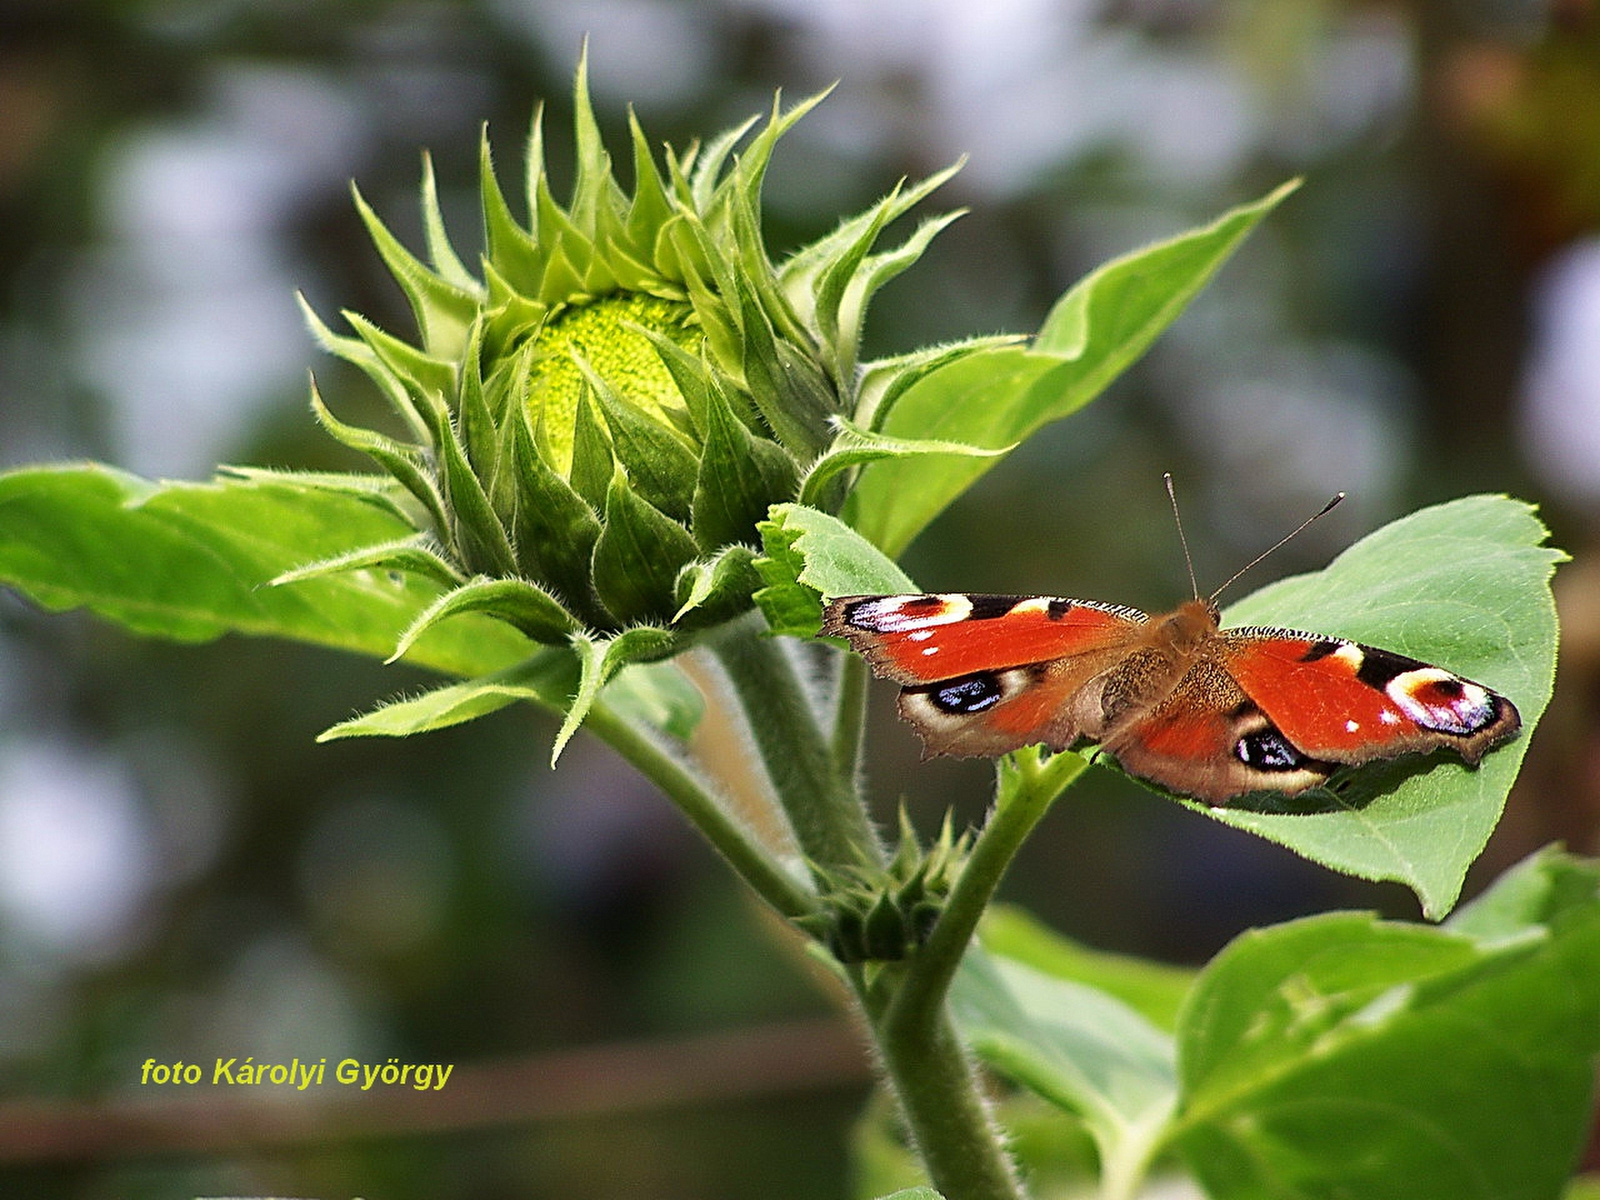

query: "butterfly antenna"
xmin=1165 ymin=473 xmax=1202 ymax=601
xmin=1208 ymin=491 xmax=1346 ymax=603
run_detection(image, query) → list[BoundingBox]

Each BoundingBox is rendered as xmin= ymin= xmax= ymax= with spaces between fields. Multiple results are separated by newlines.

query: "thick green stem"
xmin=887 ymin=749 xmax=1087 ymax=1040
xmin=707 ymin=614 xmax=884 ymax=872
xmin=869 ymin=996 xmax=1027 ymax=1200
xmin=584 ymin=700 xmax=818 ymax=919
xmin=866 ymin=749 xmax=1088 ymax=1200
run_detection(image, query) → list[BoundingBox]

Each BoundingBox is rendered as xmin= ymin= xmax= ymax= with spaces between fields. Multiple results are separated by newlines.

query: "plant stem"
xmin=830 ymin=649 xmax=869 ymax=779
xmin=865 ymin=749 xmax=1087 ymax=1200
xmin=584 ymin=700 xmax=818 ymax=919
xmin=887 ymin=749 xmax=1087 ymax=1039
xmin=706 ymin=613 xmax=884 ymax=872
xmin=869 ymin=996 xmax=1028 ymax=1200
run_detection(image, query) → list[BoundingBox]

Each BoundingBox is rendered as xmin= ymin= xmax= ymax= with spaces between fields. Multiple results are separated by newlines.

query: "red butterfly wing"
xmin=822 ymin=594 xmax=1148 ymax=758
xmin=1220 ymin=629 xmax=1520 ymax=765
xmin=821 ymin=594 xmax=1146 ymax=685
xmin=1080 ymin=618 xmax=1522 ymax=805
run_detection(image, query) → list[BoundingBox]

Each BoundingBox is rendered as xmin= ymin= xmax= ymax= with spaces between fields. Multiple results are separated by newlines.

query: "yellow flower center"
xmin=527 ymin=293 xmax=700 ymax=476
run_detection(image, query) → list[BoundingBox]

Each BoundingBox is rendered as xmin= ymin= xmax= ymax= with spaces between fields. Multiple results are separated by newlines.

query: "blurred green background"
xmin=2 ymin=1 xmax=1599 ymax=1196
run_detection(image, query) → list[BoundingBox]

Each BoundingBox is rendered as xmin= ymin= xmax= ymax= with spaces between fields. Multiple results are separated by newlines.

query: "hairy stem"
xmin=869 ymin=996 xmax=1028 ymax=1200
xmin=830 ymin=649 xmax=870 ymax=779
xmin=707 ymin=614 xmax=884 ymax=872
xmin=867 ymin=750 xmax=1087 ymax=1200
xmin=887 ymin=749 xmax=1087 ymax=1040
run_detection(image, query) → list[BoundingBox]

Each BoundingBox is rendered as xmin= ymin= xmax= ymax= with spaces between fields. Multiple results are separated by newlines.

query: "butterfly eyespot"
xmin=927 ymin=673 xmax=1005 ymax=715
xmin=1235 ymin=727 xmax=1307 ymax=771
xmin=1386 ymin=669 xmax=1496 ymax=736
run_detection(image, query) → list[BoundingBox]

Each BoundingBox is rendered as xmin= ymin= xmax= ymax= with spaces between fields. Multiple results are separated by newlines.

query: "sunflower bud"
xmin=294 ymin=54 xmax=967 ymax=729
xmin=799 ymin=810 xmax=972 ymax=963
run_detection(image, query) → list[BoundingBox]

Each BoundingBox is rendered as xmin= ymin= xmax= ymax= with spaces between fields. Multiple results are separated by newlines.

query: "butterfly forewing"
xmin=1221 ymin=629 xmax=1520 ymax=765
xmin=822 ymin=594 xmax=1147 ymax=684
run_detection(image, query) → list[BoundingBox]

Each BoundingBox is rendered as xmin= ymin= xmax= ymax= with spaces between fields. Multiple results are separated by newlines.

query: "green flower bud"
xmin=800 ymin=809 xmax=972 ymax=963
xmin=296 ymin=52 xmax=967 ymax=702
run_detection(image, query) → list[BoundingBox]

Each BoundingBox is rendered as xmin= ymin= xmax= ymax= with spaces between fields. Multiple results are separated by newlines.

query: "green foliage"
xmin=1217 ymin=495 xmax=1563 ymax=917
xmin=844 ymin=180 xmax=1300 ymax=556
xmin=754 ymin=503 xmax=915 ymax=637
xmin=0 ymin=465 xmax=530 ymax=676
xmin=954 ymin=849 xmax=1600 ymax=1200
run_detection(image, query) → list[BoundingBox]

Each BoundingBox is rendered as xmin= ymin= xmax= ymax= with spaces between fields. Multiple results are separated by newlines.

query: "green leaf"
xmin=552 ymin=626 xmax=680 ymax=763
xmin=388 ymin=575 xmax=578 ymax=661
xmin=1205 ymin=495 xmax=1563 ymax=918
xmin=1171 ymin=853 xmax=1600 ymax=1200
xmin=567 ymin=389 xmax=615 ymax=512
xmin=831 ymin=208 xmax=964 ymax=382
xmin=591 ymin=473 xmax=702 ymax=625
xmin=308 ymin=382 xmax=447 ymax=533
xmin=754 ymin=503 xmax=915 ymax=637
xmin=418 ymin=151 xmax=477 ymax=291
xmin=798 ymin=418 xmax=1010 ymax=509
xmin=0 ymin=465 xmax=531 ymax=678
xmin=318 ymin=649 xmax=579 ymax=740
xmin=846 ymin=181 xmax=1299 ymax=556
xmin=217 ymin=464 xmax=418 ymax=516
xmin=690 ymin=380 xmax=801 ymax=551
xmin=840 ymin=345 xmax=1071 ymax=555
xmin=950 ymin=944 xmax=1177 ymax=1191
xmin=455 ymin=321 xmax=504 ymax=493
xmin=673 ymin=544 xmax=762 ymax=629
xmin=269 ymin=534 xmax=465 ymax=590
xmin=581 ymin=358 xmax=699 ymax=522
xmin=341 ymin=308 xmax=458 ymax=401
xmin=479 ymin=124 xmax=545 ymax=295
xmin=416 ymin=381 xmax=518 ymax=577
xmin=852 ymin=336 xmax=1024 ymax=432
xmin=314 ymin=645 xmax=702 ymax=745
xmin=300 ymin=295 xmax=434 ymax=444
xmin=791 ymin=162 xmax=963 ymax=386
xmin=735 ymin=281 xmax=837 ymax=461
xmin=978 ymin=906 xmax=1195 ymax=1033
xmin=1447 ymin=844 xmax=1600 ymax=941
xmin=350 ymin=182 xmax=478 ymax=360
xmin=506 ymin=408 xmax=610 ymax=628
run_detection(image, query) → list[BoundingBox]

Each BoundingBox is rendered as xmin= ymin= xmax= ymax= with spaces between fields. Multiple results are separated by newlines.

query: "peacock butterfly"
xmin=821 ymin=488 xmax=1521 ymax=806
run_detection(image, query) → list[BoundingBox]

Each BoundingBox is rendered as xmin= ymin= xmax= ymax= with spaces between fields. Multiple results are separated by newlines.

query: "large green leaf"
xmin=0 ymin=464 xmax=530 ymax=678
xmin=977 ymin=906 xmax=1195 ymax=1033
xmin=1209 ymin=494 xmax=1562 ymax=918
xmin=951 ymin=944 xmax=1178 ymax=1192
xmin=844 ymin=181 xmax=1298 ymax=556
xmin=1170 ymin=850 xmax=1600 ymax=1200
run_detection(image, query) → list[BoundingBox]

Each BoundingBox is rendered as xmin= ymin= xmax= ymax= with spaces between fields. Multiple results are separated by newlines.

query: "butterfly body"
xmin=822 ymin=592 xmax=1520 ymax=805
